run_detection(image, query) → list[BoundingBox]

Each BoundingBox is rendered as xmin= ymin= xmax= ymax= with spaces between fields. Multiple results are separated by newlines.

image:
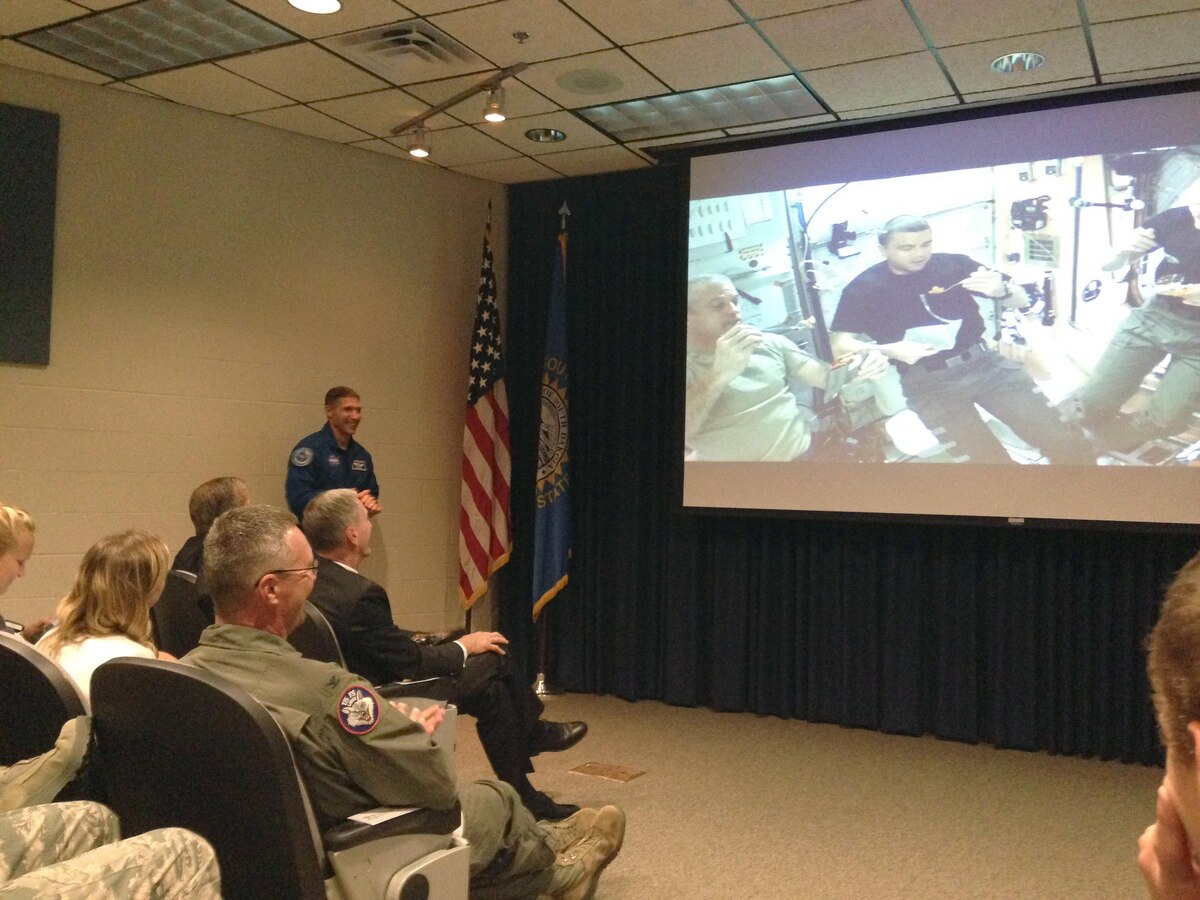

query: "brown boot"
xmin=545 ymin=805 xmax=625 ymax=900
xmin=541 ymin=807 xmax=600 ymax=853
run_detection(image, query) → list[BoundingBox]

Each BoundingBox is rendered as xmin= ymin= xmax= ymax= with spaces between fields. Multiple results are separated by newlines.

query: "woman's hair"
xmin=39 ymin=529 xmax=169 ymax=657
xmin=0 ymin=505 xmax=35 ymax=557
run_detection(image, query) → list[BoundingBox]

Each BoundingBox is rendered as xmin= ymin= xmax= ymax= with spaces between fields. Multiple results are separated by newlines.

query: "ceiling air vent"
xmin=320 ymin=21 xmax=489 ymax=86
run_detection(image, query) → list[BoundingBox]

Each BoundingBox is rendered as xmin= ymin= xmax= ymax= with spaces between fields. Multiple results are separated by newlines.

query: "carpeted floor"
xmin=453 ymin=692 xmax=1161 ymax=899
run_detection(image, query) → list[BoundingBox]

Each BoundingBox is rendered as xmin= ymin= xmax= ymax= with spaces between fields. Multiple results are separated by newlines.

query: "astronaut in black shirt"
xmin=830 ymin=215 xmax=1093 ymax=464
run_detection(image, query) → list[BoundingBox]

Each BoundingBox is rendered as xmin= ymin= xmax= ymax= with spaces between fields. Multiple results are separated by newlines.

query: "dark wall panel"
xmin=1 ymin=103 xmax=59 ymax=366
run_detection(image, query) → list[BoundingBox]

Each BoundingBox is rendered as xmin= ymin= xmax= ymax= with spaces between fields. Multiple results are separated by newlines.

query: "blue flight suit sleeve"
xmin=286 ymin=438 xmax=323 ymax=519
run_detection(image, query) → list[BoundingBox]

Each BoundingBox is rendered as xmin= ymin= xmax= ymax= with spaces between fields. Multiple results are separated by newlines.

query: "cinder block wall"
xmin=0 ymin=65 xmax=505 ymax=634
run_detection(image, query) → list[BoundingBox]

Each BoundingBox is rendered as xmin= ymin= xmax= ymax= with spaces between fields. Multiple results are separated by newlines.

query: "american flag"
xmin=458 ymin=220 xmax=512 ymax=609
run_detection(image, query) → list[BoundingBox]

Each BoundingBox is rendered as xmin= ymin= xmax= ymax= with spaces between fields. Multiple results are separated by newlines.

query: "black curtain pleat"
xmin=500 ymin=164 xmax=1196 ymax=766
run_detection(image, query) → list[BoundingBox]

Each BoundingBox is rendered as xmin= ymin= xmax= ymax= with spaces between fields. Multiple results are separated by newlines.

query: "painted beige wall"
xmin=0 ymin=64 xmax=506 ymax=634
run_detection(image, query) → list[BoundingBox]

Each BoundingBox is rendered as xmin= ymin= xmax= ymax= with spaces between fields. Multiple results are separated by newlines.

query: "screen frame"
xmin=664 ymin=78 xmax=1200 ymax=533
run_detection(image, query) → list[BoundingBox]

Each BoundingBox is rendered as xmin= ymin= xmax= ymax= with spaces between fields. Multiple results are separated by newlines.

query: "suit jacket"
xmin=308 ymin=557 xmax=464 ymax=685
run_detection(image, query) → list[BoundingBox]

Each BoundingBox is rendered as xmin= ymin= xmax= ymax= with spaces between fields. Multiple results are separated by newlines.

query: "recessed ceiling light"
xmin=526 ymin=128 xmax=566 ymax=143
xmin=991 ymin=52 xmax=1046 ymax=74
xmin=289 ymin=0 xmax=341 ymax=12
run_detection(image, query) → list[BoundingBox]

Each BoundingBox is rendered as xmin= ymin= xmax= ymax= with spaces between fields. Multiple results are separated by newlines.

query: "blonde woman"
xmin=0 ymin=505 xmax=53 ymax=642
xmin=36 ymin=530 xmax=174 ymax=704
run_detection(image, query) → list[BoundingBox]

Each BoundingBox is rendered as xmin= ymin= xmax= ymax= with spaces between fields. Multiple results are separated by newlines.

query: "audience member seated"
xmin=35 ymin=530 xmax=174 ymax=705
xmin=0 ymin=800 xmax=220 ymax=896
xmin=0 ymin=505 xmax=53 ymax=644
xmin=302 ymin=488 xmax=589 ymax=821
xmin=1140 ymin=550 xmax=1200 ymax=898
xmin=185 ymin=504 xmax=625 ymax=899
xmin=173 ymin=476 xmax=250 ymax=578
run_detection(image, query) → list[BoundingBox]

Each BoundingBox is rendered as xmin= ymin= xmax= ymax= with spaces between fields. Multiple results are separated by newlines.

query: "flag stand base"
xmin=533 ymin=672 xmax=561 ymax=697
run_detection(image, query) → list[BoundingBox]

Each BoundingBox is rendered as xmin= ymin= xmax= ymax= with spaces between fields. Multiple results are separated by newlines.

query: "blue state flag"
xmin=533 ymin=231 xmax=570 ymax=620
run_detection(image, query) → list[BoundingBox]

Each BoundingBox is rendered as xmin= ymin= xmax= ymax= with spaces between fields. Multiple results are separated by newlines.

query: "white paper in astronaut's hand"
xmin=349 ymin=807 xmax=418 ymax=825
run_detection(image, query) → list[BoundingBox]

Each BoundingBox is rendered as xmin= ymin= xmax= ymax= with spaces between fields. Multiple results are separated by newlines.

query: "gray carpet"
xmin=454 ymin=692 xmax=1161 ymax=899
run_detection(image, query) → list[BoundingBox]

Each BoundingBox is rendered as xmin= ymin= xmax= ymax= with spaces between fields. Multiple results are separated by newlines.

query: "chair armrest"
xmin=323 ymin=804 xmax=461 ymax=853
xmin=375 ymin=676 xmax=453 ymax=702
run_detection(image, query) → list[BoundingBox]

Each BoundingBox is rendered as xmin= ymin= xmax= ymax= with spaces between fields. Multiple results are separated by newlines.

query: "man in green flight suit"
xmin=184 ymin=504 xmax=624 ymax=899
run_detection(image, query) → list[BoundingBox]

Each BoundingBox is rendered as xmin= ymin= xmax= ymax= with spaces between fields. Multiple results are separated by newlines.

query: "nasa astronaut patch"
xmin=337 ymin=686 xmax=380 ymax=735
xmin=290 ymin=447 xmax=313 ymax=467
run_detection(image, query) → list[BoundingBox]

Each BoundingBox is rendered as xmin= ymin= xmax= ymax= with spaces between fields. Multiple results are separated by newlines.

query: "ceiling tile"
xmin=1092 ymin=11 xmax=1200 ymax=76
xmin=908 ymin=0 xmax=1081 ymax=47
xmin=627 ymin=24 xmax=787 ymax=92
xmin=218 ymin=44 xmax=387 ymax=102
xmin=1084 ymin=0 xmax=1200 ymax=23
xmin=736 ymin=0 xmax=846 ymax=18
xmin=0 ymin=0 xmax=86 ymax=36
xmin=239 ymin=104 xmax=373 ymax=142
xmin=961 ymin=76 xmax=1097 ymax=102
xmin=349 ymin=137 xmax=413 ymax=157
xmin=725 ymin=113 xmax=836 ymax=134
xmin=311 ymin=88 xmax=458 ymax=136
xmin=803 ymin=51 xmax=951 ymax=112
xmin=430 ymin=0 xmax=612 ymax=67
xmin=517 ymin=48 xmax=669 ymax=107
xmin=417 ymin=124 xmax=520 ymax=165
xmin=449 ymin=156 xmax=560 ymax=183
xmin=538 ymin=144 xmax=649 ymax=177
xmin=837 ymin=95 xmax=959 ymax=119
xmin=232 ymin=0 xmax=413 ymax=40
xmin=405 ymin=71 xmax=558 ymax=120
xmin=1103 ymin=63 xmax=1200 ymax=83
xmin=482 ymin=109 xmax=611 ymax=155
xmin=107 ymin=81 xmax=157 ymax=96
xmin=560 ymin=0 xmax=741 ymax=45
xmin=0 ymin=38 xmax=109 ymax=82
xmin=759 ymin=0 xmax=926 ymax=72
xmin=402 ymin=0 xmax=493 ymax=13
xmin=626 ymin=130 xmax=726 ymax=149
xmin=129 ymin=63 xmax=293 ymax=114
xmin=939 ymin=27 xmax=1094 ymax=94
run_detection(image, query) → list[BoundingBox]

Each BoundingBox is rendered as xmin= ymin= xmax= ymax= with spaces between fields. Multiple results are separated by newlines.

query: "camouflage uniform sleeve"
xmin=324 ymin=675 xmax=458 ymax=811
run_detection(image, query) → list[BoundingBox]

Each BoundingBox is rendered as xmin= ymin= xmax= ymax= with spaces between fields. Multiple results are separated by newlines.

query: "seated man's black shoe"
xmin=530 ymin=720 xmax=588 ymax=755
xmin=523 ymin=790 xmax=581 ymax=822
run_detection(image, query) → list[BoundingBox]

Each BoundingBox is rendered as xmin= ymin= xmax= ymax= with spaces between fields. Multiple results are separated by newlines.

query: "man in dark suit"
xmin=302 ymin=489 xmax=588 ymax=821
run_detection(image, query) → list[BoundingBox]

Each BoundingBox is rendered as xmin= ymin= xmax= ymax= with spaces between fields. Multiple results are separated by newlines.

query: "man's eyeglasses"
xmin=259 ymin=561 xmax=319 ymax=581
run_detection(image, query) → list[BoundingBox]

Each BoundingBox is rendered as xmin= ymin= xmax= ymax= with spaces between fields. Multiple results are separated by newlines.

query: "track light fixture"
xmin=407 ymin=124 xmax=430 ymax=158
xmin=483 ymin=87 xmax=506 ymax=123
xmin=390 ymin=64 xmax=529 ymax=158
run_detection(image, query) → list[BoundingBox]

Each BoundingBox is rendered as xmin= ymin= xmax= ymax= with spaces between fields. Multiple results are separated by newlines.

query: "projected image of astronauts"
xmin=685 ymin=145 xmax=1200 ymax=466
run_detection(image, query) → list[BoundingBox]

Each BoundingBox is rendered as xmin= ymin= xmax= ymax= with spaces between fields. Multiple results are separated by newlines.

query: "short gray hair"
xmin=302 ymin=489 xmax=361 ymax=554
xmin=204 ymin=505 xmax=296 ymax=617
xmin=686 ymin=274 xmax=733 ymax=312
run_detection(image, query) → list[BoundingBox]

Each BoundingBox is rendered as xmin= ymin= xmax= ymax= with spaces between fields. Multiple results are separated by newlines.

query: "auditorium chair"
xmin=289 ymin=601 xmax=454 ymax=702
xmin=149 ymin=568 xmax=212 ymax=657
xmin=0 ymin=632 xmax=86 ymax=764
xmin=90 ymin=657 xmax=469 ymax=900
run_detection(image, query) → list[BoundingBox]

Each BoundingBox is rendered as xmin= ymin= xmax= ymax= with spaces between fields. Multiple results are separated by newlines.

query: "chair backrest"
xmin=90 ymin=657 xmax=327 ymax=900
xmin=288 ymin=601 xmax=347 ymax=667
xmin=0 ymin=632 xmax=86 ymax=765
xmin=150 ymin=569 xmax=212 ymax=658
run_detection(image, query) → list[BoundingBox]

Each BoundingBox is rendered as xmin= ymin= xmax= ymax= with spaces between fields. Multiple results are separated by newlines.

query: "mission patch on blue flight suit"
xmin=338 ymin=686 xmax=381 ymax=735
xmin=352 ymin=460 xmax=367 ymax=472
xmin=291 ymin=447 xmax=313 ymax=467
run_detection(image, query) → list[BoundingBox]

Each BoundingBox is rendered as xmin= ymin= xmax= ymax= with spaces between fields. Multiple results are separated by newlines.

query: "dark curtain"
xmin=499 ymin=164 xmax=1195 ymax=766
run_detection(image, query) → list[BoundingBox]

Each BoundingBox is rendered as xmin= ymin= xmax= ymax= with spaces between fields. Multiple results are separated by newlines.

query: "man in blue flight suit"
xmin=286 ymin=387 xmax=382 ymax=520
